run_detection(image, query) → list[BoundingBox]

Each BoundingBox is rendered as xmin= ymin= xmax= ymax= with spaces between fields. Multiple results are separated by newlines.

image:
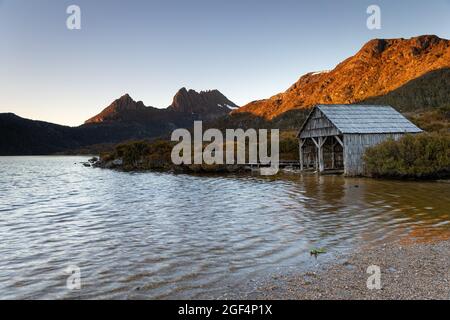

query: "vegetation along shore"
xmin=92 ymin=106 xmax=450 ymax=179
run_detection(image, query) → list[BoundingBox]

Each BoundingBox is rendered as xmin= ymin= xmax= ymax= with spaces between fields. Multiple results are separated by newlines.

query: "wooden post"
xmin=331 ymin=141 xmax=337 ymax=169
xmin=334 ymin=135 xmax=344 ymax=171
xmin=318 ymin=137 xmax=324 ymax=172
xmin=311 ymin=137 xmax=319 ymax=171
xmin=299 ymin=139 xmax=305 ymax=171
xmin=331 ymin=144 xmax=334 ymax=169
xmin=316 ymin=137 xmax=327 ymax=173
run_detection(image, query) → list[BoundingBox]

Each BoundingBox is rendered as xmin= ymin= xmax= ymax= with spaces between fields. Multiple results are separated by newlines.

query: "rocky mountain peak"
xmin=168 ymin=88 xmax=239 ymax=117
xmin=358 ymin=38 xmax=389 ymax=57
xmin=84 ymin=88 xmax=239 ymax=124
xmin=85 ymin=94 xmax=147 ymax=124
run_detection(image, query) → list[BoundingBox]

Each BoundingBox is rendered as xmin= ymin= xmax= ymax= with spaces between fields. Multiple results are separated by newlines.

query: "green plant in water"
xmin=310 ymin=248 xmax=327 ymax=256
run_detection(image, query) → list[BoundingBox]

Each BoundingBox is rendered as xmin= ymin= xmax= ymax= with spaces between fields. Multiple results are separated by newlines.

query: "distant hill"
xmin=233 ymin=35 xmax=450 ymax=119
xmin=0 ymin=113 xmax=81 ymax=155
xmin=0 ymin=88 xmax=238 ymax=155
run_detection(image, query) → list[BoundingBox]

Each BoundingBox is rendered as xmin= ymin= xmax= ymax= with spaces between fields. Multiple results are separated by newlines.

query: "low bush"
xmin=110 ymin=140 xmax=175 ymax=170
xmin=364 ymin=133 xmax=450 ymax=179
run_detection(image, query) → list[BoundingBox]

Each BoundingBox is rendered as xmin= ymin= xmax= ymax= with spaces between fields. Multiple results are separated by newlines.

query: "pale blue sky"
xmin=1 ymin=0 xmax=449 ymax=126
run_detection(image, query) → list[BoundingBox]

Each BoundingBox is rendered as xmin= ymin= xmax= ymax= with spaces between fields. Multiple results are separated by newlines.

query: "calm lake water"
xmin=0 ymin=156 xmax=449 ymax=299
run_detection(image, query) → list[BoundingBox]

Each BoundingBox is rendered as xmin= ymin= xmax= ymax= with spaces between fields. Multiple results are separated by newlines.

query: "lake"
xmin=0 ymin=156 xmax=449 ymax=299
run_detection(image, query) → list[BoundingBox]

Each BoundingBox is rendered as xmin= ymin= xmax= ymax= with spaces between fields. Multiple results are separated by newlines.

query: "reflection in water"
xmin=0 ymin=157 xmax=448 ymax=299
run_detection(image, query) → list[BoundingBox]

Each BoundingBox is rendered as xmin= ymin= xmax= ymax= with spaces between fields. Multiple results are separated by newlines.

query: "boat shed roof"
xmin=299 ymin=105 xmax=423 ymax=135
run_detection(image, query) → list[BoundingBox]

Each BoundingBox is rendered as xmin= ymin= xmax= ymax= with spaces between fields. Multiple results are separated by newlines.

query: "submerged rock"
xmin=88 ymin=157 xmax=99 ymax=163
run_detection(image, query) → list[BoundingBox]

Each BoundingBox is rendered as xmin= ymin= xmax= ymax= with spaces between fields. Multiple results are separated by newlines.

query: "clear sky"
xmin=1 ymin=0 xmax=449 ymax=126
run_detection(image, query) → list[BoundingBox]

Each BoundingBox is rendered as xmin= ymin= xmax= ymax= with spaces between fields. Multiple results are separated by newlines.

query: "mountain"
xmin=0 ymin=88 xmax=239 ymax=155
xmin=85 ymin=88 xmax=237 ymax=124
xmin=82 ymin=88 xmax=238 ymax=144
xmin=85 ymin=94 xmax=154 ymax=124
xmin=233 ymin=35 xmax=450 ymax=119
xmin=168 ymin=88 xmax=238 ymax=119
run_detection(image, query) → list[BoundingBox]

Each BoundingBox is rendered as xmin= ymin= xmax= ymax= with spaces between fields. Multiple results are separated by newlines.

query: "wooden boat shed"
xmin=297 ymin=105 xmax=422 ymax=176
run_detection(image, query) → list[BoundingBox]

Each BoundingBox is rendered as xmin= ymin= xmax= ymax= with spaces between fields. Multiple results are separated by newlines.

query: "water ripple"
xmin=0 ymin=156 xmax=449 ymax=299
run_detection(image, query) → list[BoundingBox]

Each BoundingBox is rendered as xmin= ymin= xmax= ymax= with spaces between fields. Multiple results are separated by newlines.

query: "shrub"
xmin=364 ymin=133 xmax=450 ymax=179
xmin=115 ymin=141 xmax=151 ymax=167
xmin=108 ymin=140 xmax=176 ymax=170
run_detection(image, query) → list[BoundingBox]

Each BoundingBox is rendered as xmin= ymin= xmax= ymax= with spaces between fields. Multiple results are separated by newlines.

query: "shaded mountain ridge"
xmin=0 ymin=88 xmax=239 ymax=155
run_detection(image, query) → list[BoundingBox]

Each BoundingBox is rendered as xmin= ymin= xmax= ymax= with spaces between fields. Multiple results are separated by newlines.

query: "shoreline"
xmin=232 ymin=237 xmax=450 ymax=300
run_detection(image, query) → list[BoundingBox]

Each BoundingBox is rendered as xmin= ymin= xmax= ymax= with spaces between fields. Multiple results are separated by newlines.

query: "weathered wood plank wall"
xmin=299 ymin=109 xmax=340 ymax=138
xmin=343 ymin=133 xmax=404 ymax=176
